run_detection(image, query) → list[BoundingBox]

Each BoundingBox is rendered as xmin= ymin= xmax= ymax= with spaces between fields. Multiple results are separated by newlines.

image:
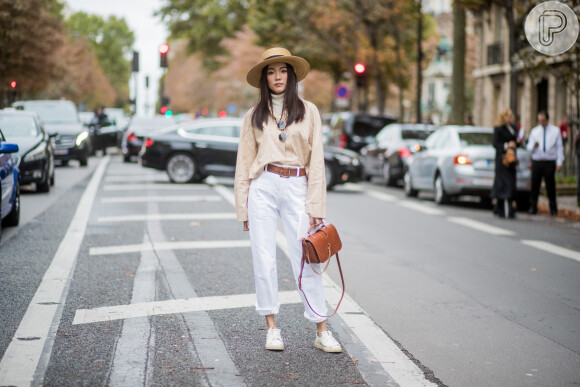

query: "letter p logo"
xmin=539 ymin=9 xmax=567 ymax=46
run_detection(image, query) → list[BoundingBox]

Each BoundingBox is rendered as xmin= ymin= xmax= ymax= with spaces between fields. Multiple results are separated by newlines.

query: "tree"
xmin=157 ymin=0 xmax=249 ymax=70
xmin=0 ymin=0 xmax=63 ymax=106
xmin=65 ymin=12 xmax=135 ymax=107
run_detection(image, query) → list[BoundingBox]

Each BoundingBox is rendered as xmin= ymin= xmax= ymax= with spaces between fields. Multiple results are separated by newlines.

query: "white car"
xmin=404 ymin=125 xmax=532 ymax=208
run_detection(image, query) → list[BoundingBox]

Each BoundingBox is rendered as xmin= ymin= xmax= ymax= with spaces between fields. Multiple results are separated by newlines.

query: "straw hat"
xmin=246 ymin=47 xmax=310 ymax=88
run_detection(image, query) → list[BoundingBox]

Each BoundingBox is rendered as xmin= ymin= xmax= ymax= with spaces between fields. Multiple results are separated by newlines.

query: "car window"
xmin=458 ymin=132 xmax=493 ymax=146
xmin=0 ymin=115 xmax=39 ymax=137
xmin=188 ymin=125 xmax=237 ymax=137
xmin=351 ymin=116 xmax=395 ymax=138
xmin=402 ymin=129 xmax=434 ymax=140
xmin=19 ymin=103 xmax=78 ymax=124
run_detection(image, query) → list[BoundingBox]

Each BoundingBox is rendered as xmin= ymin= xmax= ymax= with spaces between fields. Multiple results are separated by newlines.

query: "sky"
xmin=65 ymin=0 xmax=170 ymax=116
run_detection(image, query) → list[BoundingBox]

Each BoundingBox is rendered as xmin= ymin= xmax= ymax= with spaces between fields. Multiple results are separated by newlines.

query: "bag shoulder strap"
xmin=298 ymin=253 xmax=345 ymax=318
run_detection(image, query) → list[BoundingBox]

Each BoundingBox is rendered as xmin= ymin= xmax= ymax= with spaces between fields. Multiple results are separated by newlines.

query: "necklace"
xmin=272 ymin=110 xmax=287 ymax=141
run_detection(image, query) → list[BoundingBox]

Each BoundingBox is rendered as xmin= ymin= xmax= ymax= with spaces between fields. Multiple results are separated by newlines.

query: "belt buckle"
xmin=280 ymin=168 xmax=291 ymax=178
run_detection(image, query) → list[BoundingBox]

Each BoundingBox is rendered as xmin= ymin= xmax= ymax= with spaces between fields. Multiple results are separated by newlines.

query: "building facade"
xmin=472 ymin=2 xmax=575 ymax=134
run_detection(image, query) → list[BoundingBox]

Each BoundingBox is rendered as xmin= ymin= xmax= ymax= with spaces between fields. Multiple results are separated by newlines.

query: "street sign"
xmin=335 ymin=84 xmax=350 ymax=99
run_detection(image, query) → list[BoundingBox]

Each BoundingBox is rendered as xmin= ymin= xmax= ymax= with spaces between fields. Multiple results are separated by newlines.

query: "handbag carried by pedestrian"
xmin=502 ymin=147 xmax=517 ymax=167
xmin=298 ymin=223 xmax=345 ymax=318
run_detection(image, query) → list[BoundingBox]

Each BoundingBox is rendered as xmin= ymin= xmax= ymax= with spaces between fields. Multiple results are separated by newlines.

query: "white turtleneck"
xmin=270 ymin=92 xmax=285 ymax=119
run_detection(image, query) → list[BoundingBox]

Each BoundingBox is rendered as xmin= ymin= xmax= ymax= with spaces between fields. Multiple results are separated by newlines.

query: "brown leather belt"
xmin=266 ymin=164 xmax=306 ymax=178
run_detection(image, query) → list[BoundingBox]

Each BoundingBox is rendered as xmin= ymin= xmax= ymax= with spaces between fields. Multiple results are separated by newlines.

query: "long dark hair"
xmin=251 ymin=63 xmax=306 ymax=130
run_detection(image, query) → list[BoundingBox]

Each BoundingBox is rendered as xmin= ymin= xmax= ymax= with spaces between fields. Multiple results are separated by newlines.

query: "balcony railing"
xmin=487 ymin=42 xmax=504 ymax=65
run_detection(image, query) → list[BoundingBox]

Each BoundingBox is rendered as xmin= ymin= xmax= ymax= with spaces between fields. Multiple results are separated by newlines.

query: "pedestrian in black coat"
xmin=491 ymin=109 xmax=520 ymax=218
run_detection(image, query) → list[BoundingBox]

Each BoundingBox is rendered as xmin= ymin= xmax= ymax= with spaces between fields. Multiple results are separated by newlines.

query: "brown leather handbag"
xmin=298 ymin=223 xmax=345 ymax=318
xmin=502 ymin=147 xmax=517 ymax=167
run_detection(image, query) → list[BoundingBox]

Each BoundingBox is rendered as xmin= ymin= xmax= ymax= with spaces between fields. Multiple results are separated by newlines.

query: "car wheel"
xmin=37 ymin=174 xmax=50 ymax=193
xmin=166 ymin=153 xmax=198 ymax=184
xmin=325 ymin=162 xmax=335 ymax=190
xmin=404 ymin=171 xmax=418 ymax=197
xmin=79 ymin=151 xmax=89 ymax=167
xmin=4 ymin=185 xmax=20 ymax=227
xmin=434 ymin=174 xmax=449 ymax=205
xmin=383 ymin=162 xmax=395 ymax=186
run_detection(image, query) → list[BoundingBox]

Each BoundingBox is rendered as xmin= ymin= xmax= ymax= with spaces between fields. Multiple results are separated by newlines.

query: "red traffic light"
xmin=354 ymin=63 xmax=366 ymax=74
xmin=160 ymin=106 xmax=168 ymax=114
xmin=10 ymin=81 xmax=16 ymax=88
xmin=159 ymin=43 xmax=169 ymax=54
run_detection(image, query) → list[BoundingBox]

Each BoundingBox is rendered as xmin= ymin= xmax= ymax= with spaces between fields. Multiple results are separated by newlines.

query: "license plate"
xmin=54 ymin=149 xmax=69 ymax=155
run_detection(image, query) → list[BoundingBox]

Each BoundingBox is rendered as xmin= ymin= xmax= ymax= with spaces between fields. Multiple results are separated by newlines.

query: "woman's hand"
xmin=310 ymin=217 xmax=323 ymax=226
xmin=243 ymin=221 xmax=249 ymax=231
xmin=508 ymin=140 xmax=516 ymax=149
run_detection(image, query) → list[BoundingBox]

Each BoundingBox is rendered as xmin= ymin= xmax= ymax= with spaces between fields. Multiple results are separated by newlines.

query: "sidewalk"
xmin=538 ymin=194 xmax=580 ymax=221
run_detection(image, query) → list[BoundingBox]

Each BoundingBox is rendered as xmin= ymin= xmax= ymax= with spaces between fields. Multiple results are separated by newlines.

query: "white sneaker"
xmin=265 ymin=328 xmax=284 ymax=351
xmin=315 ymin=330 xmax=342 ymax=353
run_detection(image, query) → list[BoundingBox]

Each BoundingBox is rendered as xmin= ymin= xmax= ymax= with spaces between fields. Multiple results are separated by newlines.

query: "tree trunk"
xmin=506 ymin=1 xmax=518 ymax=115
xmin=451 ymin=2 xmax=466 ymax=124
xmin=394 ymin=27 xmax=404 ymax=121
xmin=416 ymin=0 xmax=423 ymax=123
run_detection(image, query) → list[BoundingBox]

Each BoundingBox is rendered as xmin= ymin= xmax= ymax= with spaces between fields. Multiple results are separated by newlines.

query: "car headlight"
xmin=335 ymin=154 xmax=353 ymax=165
xmin=352 ymin=156 xmax=360 ymax=166
xmin=23 ymin=142 xmax=46 ymax=163
xmin=76 ymin=131 xmax=89 ymax=146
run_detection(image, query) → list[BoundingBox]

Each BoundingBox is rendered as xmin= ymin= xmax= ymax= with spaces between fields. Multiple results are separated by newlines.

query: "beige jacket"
xmin=234 ymin=100 xmax=326 ymax=222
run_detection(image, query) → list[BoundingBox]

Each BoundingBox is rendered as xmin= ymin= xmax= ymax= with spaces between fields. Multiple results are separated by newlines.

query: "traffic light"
xmin=159 ymin=43 xmax=169 ymax=68
xmin=160 ymin=106 xmax=168 ymax=114
xmin=10 ymin=81 xmax=16 ymax=88
xmin=354 ymin=63 xmax=366 ymax=88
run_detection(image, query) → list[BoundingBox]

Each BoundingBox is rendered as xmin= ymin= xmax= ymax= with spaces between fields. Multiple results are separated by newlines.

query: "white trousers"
xmin=248 ymin=170 xmax=327 ymax=323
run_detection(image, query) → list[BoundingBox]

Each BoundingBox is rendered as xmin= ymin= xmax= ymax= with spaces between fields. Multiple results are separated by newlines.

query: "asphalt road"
xmin=0 ymin=155 xmax=578 ymax=386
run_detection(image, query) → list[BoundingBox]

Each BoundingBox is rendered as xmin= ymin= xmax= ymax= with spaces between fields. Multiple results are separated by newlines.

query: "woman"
xmin=491 ymin=109 xmax=519 ymax=218
xmin=234 ymin=48 xmax=342 ymax=353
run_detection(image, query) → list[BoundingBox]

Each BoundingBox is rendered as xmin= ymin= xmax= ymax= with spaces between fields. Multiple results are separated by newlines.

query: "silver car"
xmin=404 ymin=125 xmax=531 ymax=206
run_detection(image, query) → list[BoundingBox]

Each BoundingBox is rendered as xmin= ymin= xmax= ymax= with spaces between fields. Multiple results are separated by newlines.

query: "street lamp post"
xmin=416 ymin=0 xmax=423 ymax=123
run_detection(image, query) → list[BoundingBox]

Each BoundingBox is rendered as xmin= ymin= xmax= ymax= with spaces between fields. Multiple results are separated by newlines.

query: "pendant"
xmin=278 ymin=120 xmax=286 ymax=129
xmin=279 ymin=132 xmax=287 ymax=141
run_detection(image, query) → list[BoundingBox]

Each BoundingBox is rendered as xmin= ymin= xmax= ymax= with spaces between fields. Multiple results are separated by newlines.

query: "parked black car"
xmin=140 ymin=118 xmax=241 ymax=183
xmin=140 ymin=118 xmax=363 ymax=189
xmin=324 ymin=147 xmax=363 ymax=190
xmin=0 ymin=109 xmax=55 ymax=192
xmin=122 ymin=116 xmax=176 ymax=162
xmin=13 ymin=100 xmax=90 ymax=166
xmin=361 ymin=123 xmax=438 ymax=186
xmin=329 ymin=112 xmax=397 ymax=152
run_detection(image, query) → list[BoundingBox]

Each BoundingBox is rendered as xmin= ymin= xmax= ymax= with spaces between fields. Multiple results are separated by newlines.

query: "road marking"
xmin=275 ymin=232 xmax=435 ymax=387
xmin=210 ymin=183 xmax=236 ymax=206
xmin=398 ymin=200 xmax=445 ymax=215
xmin=103 ymin=184 xmax=209 ymax=191
xmin=448 ymin=217 xmax=515 ymax=236
xmin=365 ymin=189 xmax=398 ymax=202
xmin=73 ymin=291 xmax=301 ymax=325
xmin=89 ymin=239 xmax=251 ymax=256
xmin=101 ymin=195 xmax=222 ymax=203
xmin=521 ymin=240 xmax=580 ymax=263
xmin=0 ymin=156 xmax=110 ymax=387
xmin=105 ymin=174 xmax=168 ymax=182
xmin=98 ymin=212 xmax=236 ymax=223
xmin=109 ymin=234 xmax=158 ymax=386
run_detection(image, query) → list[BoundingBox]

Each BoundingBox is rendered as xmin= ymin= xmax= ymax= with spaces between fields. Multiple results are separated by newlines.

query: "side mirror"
xmin=49 ymin=132 xmax=58 ymax=139
xmin=0 ymin=142 xmax=19 ymax=153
